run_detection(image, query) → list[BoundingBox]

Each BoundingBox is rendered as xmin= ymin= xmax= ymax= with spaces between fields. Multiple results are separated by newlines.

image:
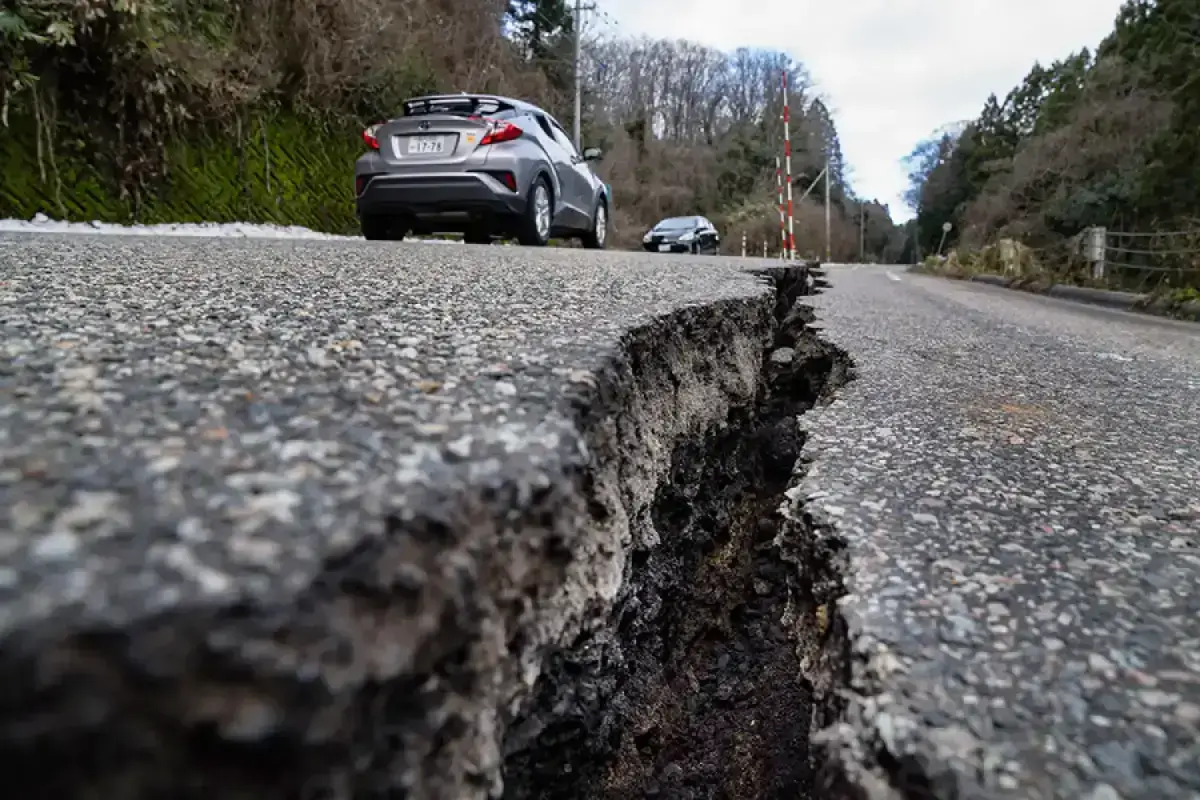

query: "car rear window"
xmin=655 ymin=217 xmax=695 ymax=230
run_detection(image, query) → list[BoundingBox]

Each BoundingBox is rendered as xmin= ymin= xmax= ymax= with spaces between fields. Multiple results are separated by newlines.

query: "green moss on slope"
xmin=1 ymin=108 xmax=363 ymax=234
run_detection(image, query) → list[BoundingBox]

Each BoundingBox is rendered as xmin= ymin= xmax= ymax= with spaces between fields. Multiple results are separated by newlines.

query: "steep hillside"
xmin=905 ymin=0 xmax=1200 ymax=285
xmin=0 ymin=0 xmax=904 ymax=256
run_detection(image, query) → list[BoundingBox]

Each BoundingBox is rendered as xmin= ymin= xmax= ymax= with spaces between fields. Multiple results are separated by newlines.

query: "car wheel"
xmin=361 ymin=215 xmax=404 ymax=241
xmin=516 ymin=176 xmax=552 ymax=247
xmin=580 ymin=199 xmax=608 ymax=250
xmin=689 ymin=242 xmax=698 ymax=255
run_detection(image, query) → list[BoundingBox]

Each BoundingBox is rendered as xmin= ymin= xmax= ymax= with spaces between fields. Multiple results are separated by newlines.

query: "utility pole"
xmin=572 ymin=0 xmax=583 ymax=151
xmin=824 ymin=158 xmax=831 ymax=262
xmin=776 ymin=157 xmax=786 ymax=259
xmin=781 ymin=69 xmax=795 ymax=261
xmin=859 ymin=202 xmax=865 ymax=263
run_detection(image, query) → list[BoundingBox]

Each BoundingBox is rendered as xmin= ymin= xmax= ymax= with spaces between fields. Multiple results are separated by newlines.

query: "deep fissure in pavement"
xmin=503 ymin=269 xmax=858 ymax=799
xmin=0 ymin=263 xmax=868 ymax=800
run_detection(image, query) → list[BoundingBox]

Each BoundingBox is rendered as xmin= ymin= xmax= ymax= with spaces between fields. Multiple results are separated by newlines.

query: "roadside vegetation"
xmin=904 ymin=0 xmax=1200 ymax=290
xmin=0 ymin=0 xmax=906 ymax=255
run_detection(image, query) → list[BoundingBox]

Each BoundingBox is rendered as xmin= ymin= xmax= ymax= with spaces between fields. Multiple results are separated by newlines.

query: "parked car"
xmin=641 ymin=216 xmax=721 ymax=254
xmin=354 ymin=93 xmax=611 ymax=248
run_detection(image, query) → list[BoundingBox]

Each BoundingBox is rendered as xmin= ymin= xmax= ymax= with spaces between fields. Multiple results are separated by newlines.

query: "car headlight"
xmin=643 ymin=232 xmax=653 ymax=241
xmin=679 ymin=232 xmax=695 ymax=242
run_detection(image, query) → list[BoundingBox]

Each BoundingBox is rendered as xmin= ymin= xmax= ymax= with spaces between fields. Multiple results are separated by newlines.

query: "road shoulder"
xmin=907 ymin=267 xmax=1200 ymax=323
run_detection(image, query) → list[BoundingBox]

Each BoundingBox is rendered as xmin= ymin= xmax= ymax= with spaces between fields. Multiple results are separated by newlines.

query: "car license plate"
xmin=658 ymin=244 xmax=671 ymax=252
xmin=407 ymin=136 xmax=444 ymax=155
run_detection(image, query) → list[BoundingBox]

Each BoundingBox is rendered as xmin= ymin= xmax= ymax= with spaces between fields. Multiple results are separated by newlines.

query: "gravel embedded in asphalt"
xmin=0 ymin=235 xmax=775 ymax=636
xmin=2 ymin=236 xmax=1198 ymax=799
xmin=805 ymin=266 xmax=1200 ymax=800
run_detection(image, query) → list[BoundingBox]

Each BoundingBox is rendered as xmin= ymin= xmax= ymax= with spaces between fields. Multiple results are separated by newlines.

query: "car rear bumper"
xmin=356 ymin=173 xmax=525 ymax=219
xmin=643 ymin=241 xmax=691 ymax=253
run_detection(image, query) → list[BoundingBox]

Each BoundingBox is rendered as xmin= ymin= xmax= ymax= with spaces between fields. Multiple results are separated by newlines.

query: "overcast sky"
xmin=597 ymin=0 xmax=1128 ymax=221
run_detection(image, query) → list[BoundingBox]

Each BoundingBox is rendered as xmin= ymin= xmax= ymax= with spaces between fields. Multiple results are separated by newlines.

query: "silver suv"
xmin=354 ymin=93 xmax=611 ymax=247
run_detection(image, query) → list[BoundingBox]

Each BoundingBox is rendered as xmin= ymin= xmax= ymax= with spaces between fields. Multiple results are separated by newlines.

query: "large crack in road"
xmin=503 ymin=268 xmax=858 ymax=799
xmin=0 ymin=240 xmax=873 ymax=799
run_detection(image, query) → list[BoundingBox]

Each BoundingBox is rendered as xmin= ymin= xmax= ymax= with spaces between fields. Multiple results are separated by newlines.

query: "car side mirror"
xmin=582 ymin=147 xmax=602 ymax=161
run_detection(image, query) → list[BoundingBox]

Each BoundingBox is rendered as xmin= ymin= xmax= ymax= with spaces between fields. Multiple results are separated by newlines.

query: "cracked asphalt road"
xmin=1 ymin=235 xmax=1197 ymax=799
xmin=805 ymin=266 xmax=1200 ymax=800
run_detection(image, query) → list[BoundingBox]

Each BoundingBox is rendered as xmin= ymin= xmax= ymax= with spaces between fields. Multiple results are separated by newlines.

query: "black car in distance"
xmin=641 ymin=215 xmax=721 ymax=255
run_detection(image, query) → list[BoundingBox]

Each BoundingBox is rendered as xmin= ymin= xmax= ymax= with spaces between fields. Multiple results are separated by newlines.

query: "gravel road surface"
xmin=0 ymin=235 xmax=1197 ymax=800
xmin=808 ymin=266 xmax=1200 ymax=800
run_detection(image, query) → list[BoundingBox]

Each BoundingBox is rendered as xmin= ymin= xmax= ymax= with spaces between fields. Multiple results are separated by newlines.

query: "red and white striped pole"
xmin=775 ymin=156 xmax=786 ymax=260
xmin=782 ymin=69 xmax=796 ymax=261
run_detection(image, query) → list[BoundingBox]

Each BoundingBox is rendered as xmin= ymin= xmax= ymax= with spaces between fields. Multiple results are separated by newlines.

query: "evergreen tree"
xmin=1033 ymin=50 xmax=1091 ymax=135
xmin=805 ymin=99 xmax=846 ymax=195
xmin=505 ymin=0 xmax=573 ymax=62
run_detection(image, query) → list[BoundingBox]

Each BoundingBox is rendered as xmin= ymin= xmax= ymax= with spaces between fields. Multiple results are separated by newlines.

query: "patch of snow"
xmin=0 ymin=214 xmax=506 ymax=246
xmin=0 ymin=212 xmax=354 ymax=240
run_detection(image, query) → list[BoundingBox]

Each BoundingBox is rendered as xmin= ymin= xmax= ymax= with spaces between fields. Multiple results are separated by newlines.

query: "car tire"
xmin=516 ymin=175 xmax=552 ymax=247
xmin=689 ymin=242 xmax=698 ymax=255
xmin=361 ymin=215 xmax=405 ymax=241
xmin=580 ymin=198 xmax=608 ymax=250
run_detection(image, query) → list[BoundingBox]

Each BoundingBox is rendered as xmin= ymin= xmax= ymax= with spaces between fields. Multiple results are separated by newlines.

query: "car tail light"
xmin=355 ymin=174 xmax=372 ymax=195
xmin=479 ymin=121 xmax=522 ymax=146
xmin=362 ymin=124 xmax=380 ymax=150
